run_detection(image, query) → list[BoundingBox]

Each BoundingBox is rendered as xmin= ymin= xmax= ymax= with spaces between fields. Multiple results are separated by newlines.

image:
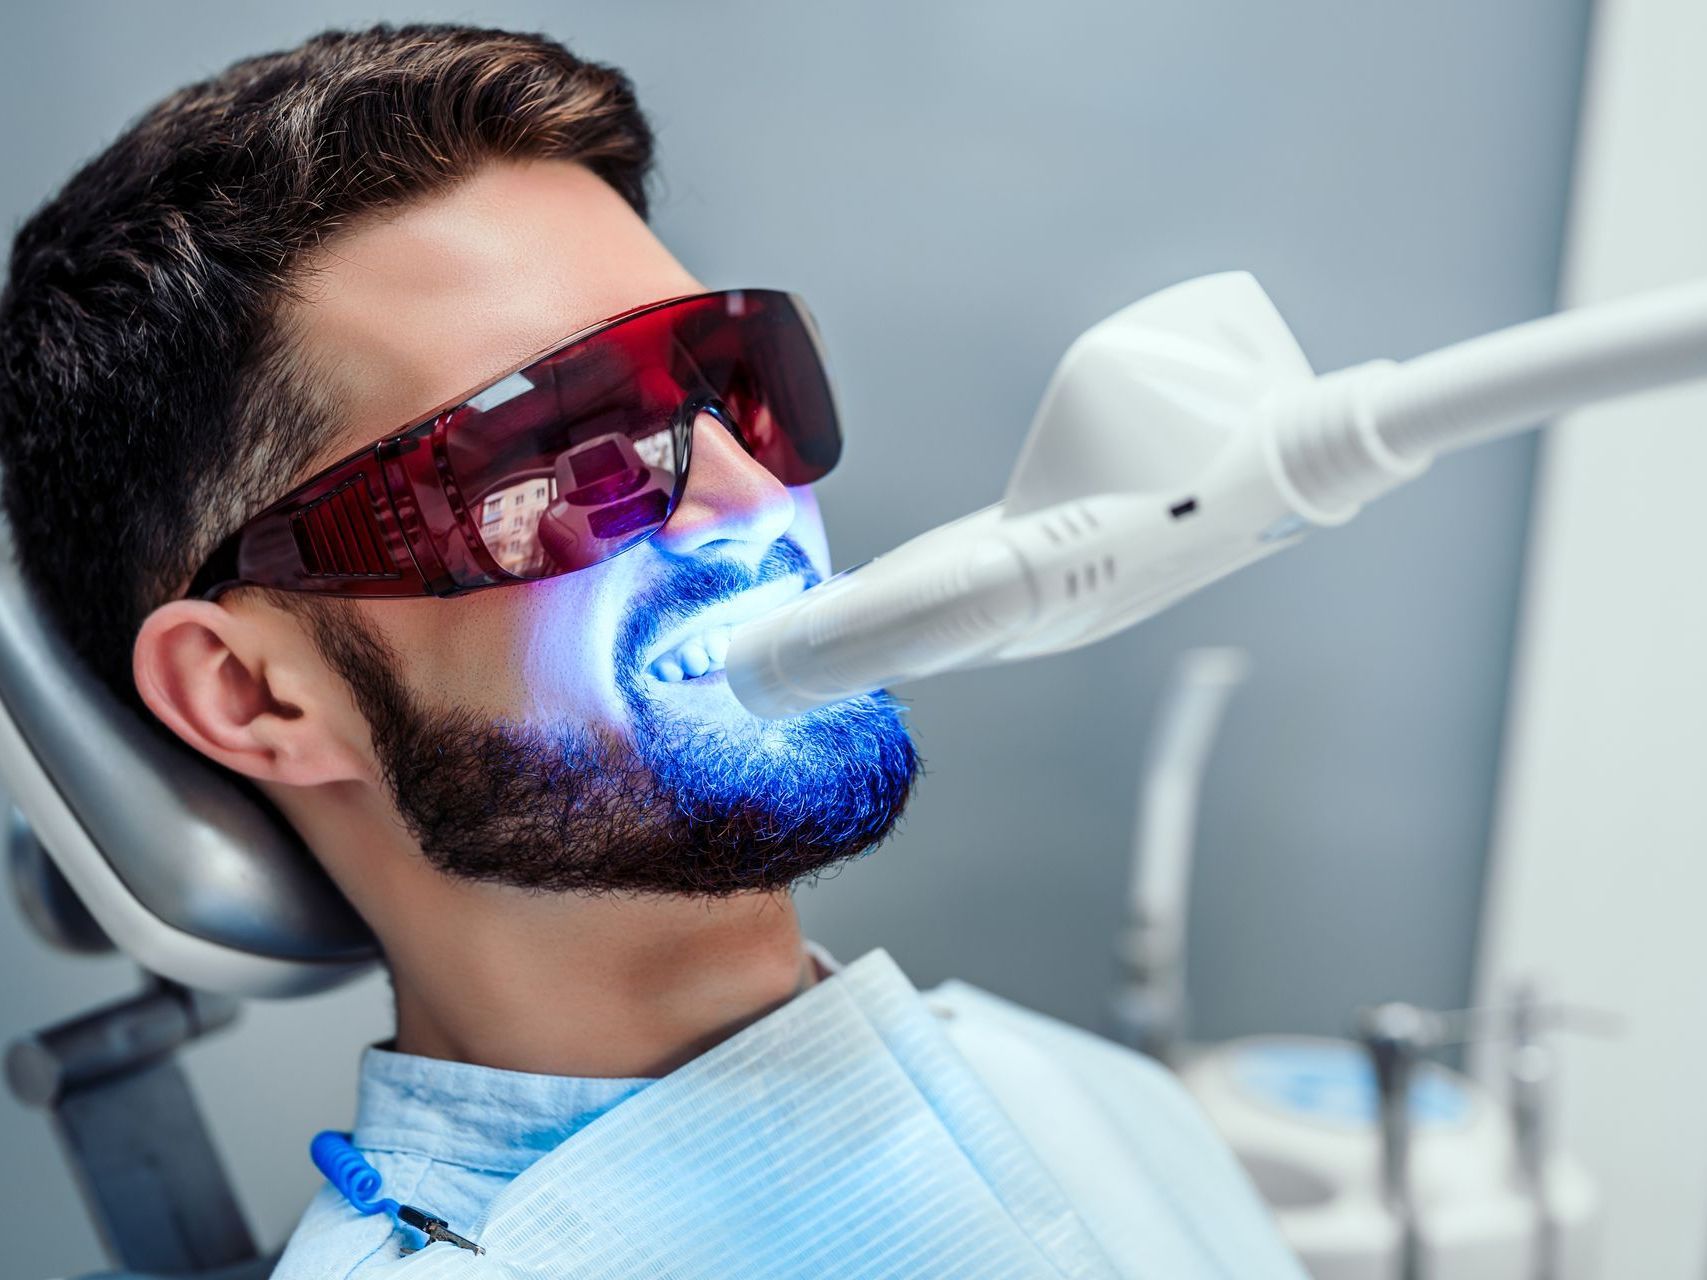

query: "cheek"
xmin=370 ymin=574 xmax=636 ymax=727
xmin=511 ymin=617 xmax=603 ymax=719
xmin=785 ymin=486 xmax=832 ymax=576
xmin=507 ymin=575 xmax=637 ymax=725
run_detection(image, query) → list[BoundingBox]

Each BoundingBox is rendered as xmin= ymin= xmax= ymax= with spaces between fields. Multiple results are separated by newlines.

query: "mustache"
xmin=617 ymin=536 xmax=821 ymax=668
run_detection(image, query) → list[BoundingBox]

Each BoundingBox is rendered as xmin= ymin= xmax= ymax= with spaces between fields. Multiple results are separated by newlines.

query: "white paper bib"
xmin=381 ymin=949 xmax=1120 ymax=1278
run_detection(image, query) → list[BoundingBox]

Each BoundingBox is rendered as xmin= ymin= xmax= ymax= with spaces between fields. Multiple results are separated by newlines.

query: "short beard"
xmin=289 ymin=541 xmax=919 ymax=896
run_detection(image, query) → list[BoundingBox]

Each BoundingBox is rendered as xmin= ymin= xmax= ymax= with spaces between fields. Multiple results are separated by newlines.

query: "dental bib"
xmin=380 ymin=949 xmax=1121 ymax=1278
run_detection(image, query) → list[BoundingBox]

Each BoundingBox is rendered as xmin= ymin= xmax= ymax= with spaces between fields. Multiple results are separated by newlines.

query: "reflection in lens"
xmin=535 ymin=430 xmax=678 ymax=572
xmin=445 ymin=289 xmax=838 ymax=584
xmin=477 ymin=474 xmax=558 ymax=576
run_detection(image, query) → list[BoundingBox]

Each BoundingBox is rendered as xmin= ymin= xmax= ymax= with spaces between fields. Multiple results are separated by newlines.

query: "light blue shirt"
xmin=273 ymin=1045 xmax=655 ymax=1277
xmin=271 ymin=954 xmax=1305 ymax=1279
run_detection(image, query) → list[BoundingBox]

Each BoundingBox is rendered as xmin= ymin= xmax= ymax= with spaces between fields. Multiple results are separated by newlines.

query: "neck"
xmin=383 ymin=887 xmax=816 ymax=1078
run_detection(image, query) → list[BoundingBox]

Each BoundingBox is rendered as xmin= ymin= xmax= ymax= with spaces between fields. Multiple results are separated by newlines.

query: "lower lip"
xmin=653 ymin=668 xmax=729 ymax=688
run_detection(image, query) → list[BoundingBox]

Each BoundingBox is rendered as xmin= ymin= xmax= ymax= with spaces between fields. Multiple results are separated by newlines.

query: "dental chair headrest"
xmin=0 ymin=513 xmax=376 ymax=997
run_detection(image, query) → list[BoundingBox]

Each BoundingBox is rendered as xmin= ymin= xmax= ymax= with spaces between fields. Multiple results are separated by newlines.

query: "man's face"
xmin=276 ymin=158 xmax=917 ymax=894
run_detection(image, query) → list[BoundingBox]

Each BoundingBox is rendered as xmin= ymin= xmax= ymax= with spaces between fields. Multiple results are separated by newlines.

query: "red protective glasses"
xmin=184 ymin=290 xmax=841 ymax=600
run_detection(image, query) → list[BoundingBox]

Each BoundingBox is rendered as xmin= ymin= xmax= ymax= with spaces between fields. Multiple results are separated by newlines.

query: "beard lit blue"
xmin=616 ymin=538 xmax=919 ymax=859
xmin=319 ymin=536 xmax=918 ymax=895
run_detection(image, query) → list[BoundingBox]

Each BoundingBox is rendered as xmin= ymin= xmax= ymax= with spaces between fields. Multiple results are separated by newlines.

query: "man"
xmin=0 ymin=23 xmax=1302 ymax=1278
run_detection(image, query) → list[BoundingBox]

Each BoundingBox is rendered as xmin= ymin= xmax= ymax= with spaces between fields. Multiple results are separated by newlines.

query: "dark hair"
xmin=0 ymin=22 xmax=654 ymax=714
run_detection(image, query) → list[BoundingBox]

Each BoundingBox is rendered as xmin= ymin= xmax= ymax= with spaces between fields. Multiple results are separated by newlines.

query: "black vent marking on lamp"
xmin=1169 ymin=497 xmax=1198 ymax=519
xmin=292 ymin=475 xmax=401 ymax=579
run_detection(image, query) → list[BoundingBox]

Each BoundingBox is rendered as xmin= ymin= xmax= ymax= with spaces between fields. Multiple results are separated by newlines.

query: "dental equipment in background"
xmin=1356 ymin=1001 xmax=1432 ymax=1280
xmin=1181 ymin=982 xmax=1611 ymax=1280
xmin=726 ymin=272 xmax=1707 ymax=718
xmin=1352 ymin=993 xmax=1618 ymax=1280
xmin=1107 ymin=642 xmax=1608 ymax=1279
xmin=1107 ymin=646 xmax=1249 ymax=1067
xmin=1507 ymin=983 xmax=1561 ymax=1280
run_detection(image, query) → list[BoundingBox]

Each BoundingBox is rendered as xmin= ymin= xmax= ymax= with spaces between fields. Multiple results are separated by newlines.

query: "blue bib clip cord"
xmin=311 ymin=1130 xmax=485 ymax=1255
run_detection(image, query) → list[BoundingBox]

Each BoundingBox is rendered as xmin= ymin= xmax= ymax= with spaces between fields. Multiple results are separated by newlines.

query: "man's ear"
xmin=132 ymin=597 xmax=374 ymax=788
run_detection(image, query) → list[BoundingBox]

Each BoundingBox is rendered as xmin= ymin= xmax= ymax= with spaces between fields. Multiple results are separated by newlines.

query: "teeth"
xmin=678 ymin=639 xmax=711 ymax=679
xmin=649 ymin=625 xmax=734 ymax=683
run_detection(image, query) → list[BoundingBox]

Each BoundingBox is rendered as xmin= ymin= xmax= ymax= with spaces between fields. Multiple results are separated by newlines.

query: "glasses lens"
xmin=677 ymin=291 xmax=842 ymax=486
xmin=440 ymin=291 xmax=841 ymax=582
xmin=442 ymin=313 xmax=692 ymax=579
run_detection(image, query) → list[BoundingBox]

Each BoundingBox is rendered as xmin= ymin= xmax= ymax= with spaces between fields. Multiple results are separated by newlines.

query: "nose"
xmin=651 ymin=408 xmax=796 ymax=559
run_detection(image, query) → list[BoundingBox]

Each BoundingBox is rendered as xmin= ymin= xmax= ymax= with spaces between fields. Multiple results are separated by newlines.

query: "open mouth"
xmin=649 ymin=624 xmax=732 ymax=683
xmin=643 ymin=576 xmax=806 ymax=686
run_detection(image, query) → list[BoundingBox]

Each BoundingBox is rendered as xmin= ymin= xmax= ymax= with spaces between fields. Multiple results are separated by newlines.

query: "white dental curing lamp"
xmin=726 ymin=271 xmax=1707 ymax=718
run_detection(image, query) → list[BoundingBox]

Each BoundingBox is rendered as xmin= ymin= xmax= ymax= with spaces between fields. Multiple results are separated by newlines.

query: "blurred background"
xmin=4 ymin=2 xmax=1703 ymax=1278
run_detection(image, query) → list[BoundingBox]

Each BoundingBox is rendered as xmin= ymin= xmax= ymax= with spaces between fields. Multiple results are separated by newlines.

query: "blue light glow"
xmin=616 ymin=537 xmax=918 ymax=866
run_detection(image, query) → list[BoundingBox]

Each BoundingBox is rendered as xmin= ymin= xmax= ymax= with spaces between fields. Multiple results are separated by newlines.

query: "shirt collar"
xmin=351 ymin=940 xmax=842 ymax=1174
xmin=352 ymin=1045 xmax=654 ymax=1173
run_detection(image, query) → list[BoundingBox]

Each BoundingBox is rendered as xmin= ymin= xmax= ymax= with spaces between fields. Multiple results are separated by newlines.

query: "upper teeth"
xmin=650 ymin=625 xmax=733 ymax=683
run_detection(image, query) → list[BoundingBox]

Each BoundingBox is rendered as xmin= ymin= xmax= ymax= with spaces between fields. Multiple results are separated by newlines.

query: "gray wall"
xmin=0 ymin=3 xmax=1590 ymax=1276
